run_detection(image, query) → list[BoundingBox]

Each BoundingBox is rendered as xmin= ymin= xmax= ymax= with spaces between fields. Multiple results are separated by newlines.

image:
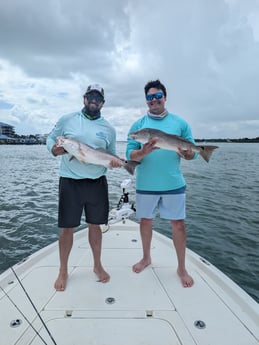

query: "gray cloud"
xmin=0 ymin=0 xmax=130 ymax=78
xmin=0 ymin=0 xmax=259 ymax=139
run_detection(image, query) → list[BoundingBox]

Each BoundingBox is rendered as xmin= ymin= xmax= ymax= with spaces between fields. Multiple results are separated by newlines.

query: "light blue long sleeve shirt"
xmin=47 ymin=111 xmax=116 ymax=179
xmin=126 ymin=113 xmax=196 ymax=192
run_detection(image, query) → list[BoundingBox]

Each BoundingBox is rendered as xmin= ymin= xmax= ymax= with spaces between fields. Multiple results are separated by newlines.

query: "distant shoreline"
xmin=195 ymin=138 xmax=259 ymax=143
xmin=1 ymin=138 xmax=259 ymax=145
xmin=118 ymin=138 xmax=259 ymax=143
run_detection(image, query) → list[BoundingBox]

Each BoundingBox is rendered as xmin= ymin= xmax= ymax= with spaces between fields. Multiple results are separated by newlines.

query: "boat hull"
xmin=0 ymin=219 xmax=258 ymax=345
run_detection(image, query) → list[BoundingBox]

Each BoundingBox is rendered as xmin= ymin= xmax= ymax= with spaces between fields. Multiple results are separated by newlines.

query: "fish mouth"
xmin=56 ymin=136 xmax=65 ymax=146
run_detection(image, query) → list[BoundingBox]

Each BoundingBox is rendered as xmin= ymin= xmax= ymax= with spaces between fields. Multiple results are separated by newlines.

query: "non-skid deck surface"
xmin=0 ymin=220 xmax=258 ymax=345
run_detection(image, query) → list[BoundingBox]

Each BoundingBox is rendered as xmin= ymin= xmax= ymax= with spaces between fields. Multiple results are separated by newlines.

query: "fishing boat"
xmin=0 ymin=179 xmax=258 ymax=345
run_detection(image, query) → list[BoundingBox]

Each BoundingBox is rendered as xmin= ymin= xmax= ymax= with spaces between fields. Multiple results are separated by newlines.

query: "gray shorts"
xmin=136 ymin=192 xmax=186 ymax=220
xmin=58 ymin=176 xmax=109 ymax=228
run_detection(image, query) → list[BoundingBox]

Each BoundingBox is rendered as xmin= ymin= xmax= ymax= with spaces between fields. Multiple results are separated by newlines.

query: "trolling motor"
xmin=109 ymin=179 xmax=135 ymax=222
xmin=116 ymin=179 xmax=131 ymax=209
xmin=101 ymin=179 xmax=135 ymax=233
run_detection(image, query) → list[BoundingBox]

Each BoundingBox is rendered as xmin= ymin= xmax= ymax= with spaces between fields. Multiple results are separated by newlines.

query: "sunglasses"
xmin=146 ymin=92 xmax=164 ymax=101
xmin=86 ymin=92 xmax=104 ymax=103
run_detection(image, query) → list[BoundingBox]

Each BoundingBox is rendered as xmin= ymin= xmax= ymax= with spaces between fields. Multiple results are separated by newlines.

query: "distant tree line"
xmin=195 ymin=137 xmax=259 ymax=143
xmin=0 ymin=134 xmax=47 ymax=145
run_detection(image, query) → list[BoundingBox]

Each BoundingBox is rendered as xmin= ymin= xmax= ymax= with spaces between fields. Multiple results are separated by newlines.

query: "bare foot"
xmin=177 ymin=269 xmax=194 ymax=288
xmin=132 ymin=258 xmax=151 ymax=273
xmin=94 ymin=266 xmax=110 ymax=283
xmin=54 ymin=271 xmax=68 ymax=291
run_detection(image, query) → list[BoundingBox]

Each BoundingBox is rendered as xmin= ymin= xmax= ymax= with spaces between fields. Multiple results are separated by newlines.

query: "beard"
xmin=84 ymin=104 xmax=100 ymax=117
xmin=82 ymin=105 xmax=101 ymax=120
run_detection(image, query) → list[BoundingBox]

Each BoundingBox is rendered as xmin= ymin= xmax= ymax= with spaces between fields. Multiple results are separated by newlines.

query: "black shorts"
xmin=58 ymin=176 xmax=109 ymax=228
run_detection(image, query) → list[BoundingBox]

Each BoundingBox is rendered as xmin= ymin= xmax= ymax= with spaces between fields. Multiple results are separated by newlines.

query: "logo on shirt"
xmin=96 ymin=131 xmax=110 ymax=145
xmin=96 ymin=131 xmax=107 ymax=139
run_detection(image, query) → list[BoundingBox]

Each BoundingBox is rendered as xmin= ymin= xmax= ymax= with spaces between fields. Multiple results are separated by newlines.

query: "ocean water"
xmin=0 ymin=142 xmax=258 ymax=303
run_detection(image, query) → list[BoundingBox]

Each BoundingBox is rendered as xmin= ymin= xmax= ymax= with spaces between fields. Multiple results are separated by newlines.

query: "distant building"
xmin=0 ymin=123 xmax=48 ymax=144
xmin=0 ymin=122 xmax=16 ymax=142
xmin=0 ymin=122 xmax=15 ymax=138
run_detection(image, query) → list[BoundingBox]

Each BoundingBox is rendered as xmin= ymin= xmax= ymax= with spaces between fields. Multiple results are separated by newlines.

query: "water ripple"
xmin=0 ymin=143 xmax=258 ymax=303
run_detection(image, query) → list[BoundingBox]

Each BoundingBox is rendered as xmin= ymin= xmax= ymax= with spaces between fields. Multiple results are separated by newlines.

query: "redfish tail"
xmin=124 ymin=160 xmax=140 ymax=175
xmin=198 ymin=145 xmax=218 ymax=162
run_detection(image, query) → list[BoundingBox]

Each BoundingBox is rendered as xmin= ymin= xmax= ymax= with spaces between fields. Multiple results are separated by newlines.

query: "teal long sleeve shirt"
xmin=47 ymin=111 xmax=116 ymax=179
xmin=126 ymin=113 xmax=196 ymax=192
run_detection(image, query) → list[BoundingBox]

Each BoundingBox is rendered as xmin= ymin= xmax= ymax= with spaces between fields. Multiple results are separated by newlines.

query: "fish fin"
xmin=77 ymin=143 xmax=90 ymax=162
xmin=123 ymin=160 xmax=140 ymax=175
xmin=198 ymin=146 xmax=218 ymax=162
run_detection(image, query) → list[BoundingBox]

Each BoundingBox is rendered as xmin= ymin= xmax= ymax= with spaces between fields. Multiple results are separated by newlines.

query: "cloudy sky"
xmin=0 ymin=0 xmax=259 ymax=140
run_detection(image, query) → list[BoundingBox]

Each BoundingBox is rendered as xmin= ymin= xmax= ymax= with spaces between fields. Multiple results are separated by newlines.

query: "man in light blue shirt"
xmin=126 ymin=79 xmax=196 ymax=288
xmin=47 ymin=84 xmax=120 ymax=291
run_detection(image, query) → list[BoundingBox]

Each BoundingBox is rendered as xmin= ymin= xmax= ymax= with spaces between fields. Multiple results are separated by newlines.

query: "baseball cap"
xmin=84 ymin=84 xmax=104 ymax=98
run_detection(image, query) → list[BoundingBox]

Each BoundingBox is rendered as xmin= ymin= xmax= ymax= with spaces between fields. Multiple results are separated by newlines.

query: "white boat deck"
xmin=0 ymin=219 xmax=258 ymax=345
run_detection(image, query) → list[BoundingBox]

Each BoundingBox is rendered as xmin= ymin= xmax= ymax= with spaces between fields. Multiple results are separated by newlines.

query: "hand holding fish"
xmin=130 ymin=137 xmax=159 ymax=162
xmin=51 ymin=144 xmax=68 ymax=156
xmin=109 ymin=157 xmax=125 ymax=168
xmin=178 ymin=147 xmax=195 ymax=160
xmin=143 ymin=138 xmax=159 ymax=154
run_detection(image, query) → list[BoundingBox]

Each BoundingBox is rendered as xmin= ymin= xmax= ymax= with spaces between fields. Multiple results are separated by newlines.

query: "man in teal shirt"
xmin=47 ymin=84 xmax=120 ymax=291
xmin=126 ymin=79 xmax=196 ymax=287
